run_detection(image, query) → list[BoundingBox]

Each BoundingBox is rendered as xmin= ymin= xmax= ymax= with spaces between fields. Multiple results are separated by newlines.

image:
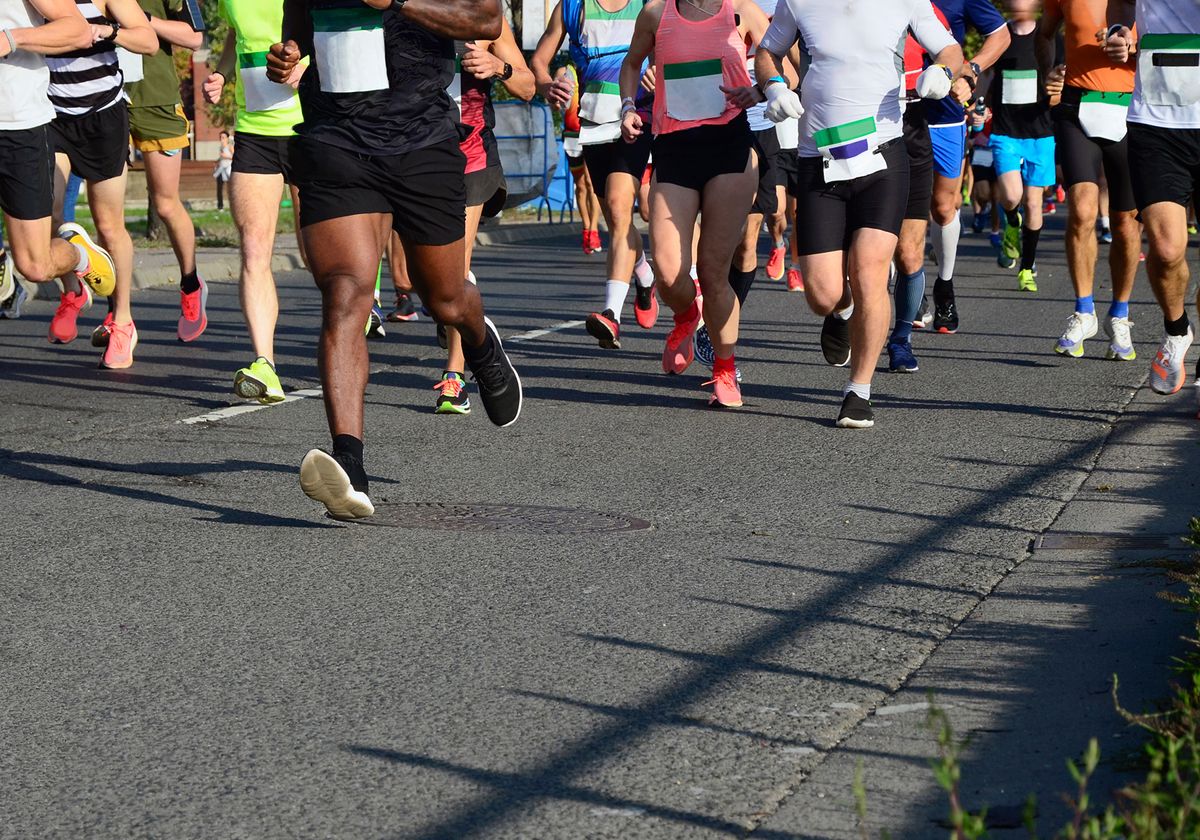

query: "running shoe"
xmin=1098 ymin=227 xmax=1113 ymax=245
xmin=1104 ymin=316 xmax=1136 ymax=362
xmin=234 ymin=357 xmax=286 ymax=403
xmin=888 ymin=339 xmax=919 ymax=373
xmin=434 ymin=371 xmax=471 ymax=415
xmin=387 ymin=293 xmax=419 ymax=322
xmin=178 ymin=276 xmax=208 ymax=343
xmin=766 ymin=246 xmax=786 ymax=281
xmin=366 ymin=304 xmax=386 ymax=339
xmin=932 ymin=283 xmax=959 ymax=334
xmin=820 ymin=314 xmax=851 ymax=367
xmin=786 ymin=267 xmax=805 ymax=293
xmin=0 ymin=282 xmax=27 ymax=319
xmin=1149 ymin=328 xmax=1194 ymax=395
xmin=695 ymin=323 xmax=715 ymax=368
xmin=99 ymin=320 xmax=137 ymax=369
xmin=469 ymin=317 xmax=522 ymax=427
xmin=1043 ymin=201 xmax=1057 ymax=215
xmin=300 ymin=449 xmax=374 ymax=521
xmin=1054 ymin=311 xmax=1099 ymax=358
xmin=586 ymin=309 xmax=621 ymax=349
xmin=836 ymin=392 xmax=875 ymax=429
xmin=1189 ymin=224 xmax=1198 ymax=236
xmin=1001 ymin=214 xmax=1022 ymax=263
xmin=48 ymin=286 xmax=93 ymax=344
xmin=1056 ymin=185 xmax=1066 ymax=203
xmin=0 ymin=249 xmax=12 ymax=304
xmin=1017 ymin=269 xmax=1038 ymax=293
xmin=704 ymin=367 xmax=743 ymax=408
xmin=58 ymin=223 xmax=115 ymax=297
xmin=590 ymin=230 xmax=603 ymax=253
xmin=971 ymin=210 xmax=987 ymax=234
xmin=634 ymin=283 xmax=659 ymax=329
xmin=989 ymin=231 xmax=1003 ymax=252
xmin=91 ymin=312 xmax=114 ymax=347
xmin=913 ymin=296 xmax=934 ymax=330
xmin=582 ymin=230 xmax=595 ymax=255
xmin=662 ymin=301 xmax=702 ymax=375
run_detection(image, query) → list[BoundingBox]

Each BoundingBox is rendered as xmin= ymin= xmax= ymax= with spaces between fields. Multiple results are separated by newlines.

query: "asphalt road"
xmin=2 ymin=219 xmax=1197 ymax=839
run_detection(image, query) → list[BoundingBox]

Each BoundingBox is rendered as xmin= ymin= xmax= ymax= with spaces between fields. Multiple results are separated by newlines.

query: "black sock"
xmin=462 ymin=325 xmax=498 ymax=369
xmin=1020 ymin=226 xmax=1041 ymax=272
xmin=1004 ymin=207 xmax=1021 ymax=228
xmin=728 ymin=266 xmax=756 ymax=306
xmin=332 ymin=434 xmax=368 ymax=491
xmin=1166 ymin=313 xmax=1191 ymax=337
xmin=181 ymin=270 xmax=200 ymax=294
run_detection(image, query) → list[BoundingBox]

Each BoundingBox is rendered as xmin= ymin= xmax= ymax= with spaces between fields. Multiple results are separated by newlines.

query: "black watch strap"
xmin=499 ymin=62 xmax=513 ymax=81
xmin=102 ymin=19 xmax=121 ymax=42
xmin=390 ymin=0 xmax=407 ymax=12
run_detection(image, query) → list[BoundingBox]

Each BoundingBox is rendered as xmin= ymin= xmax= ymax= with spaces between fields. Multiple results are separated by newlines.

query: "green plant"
xmin=928 ymin=702 xmax=989 ymax=839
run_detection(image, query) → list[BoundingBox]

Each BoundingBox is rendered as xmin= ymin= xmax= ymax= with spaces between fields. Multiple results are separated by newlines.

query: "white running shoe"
xmin=0 ymin=248 xmax=12 ymax=304
xmin=1055 ymin=311 xmax=1098 ymax=358
xmin=1104 ymin=316 xmax=1136 ymax=361
xmin=299 ymin=449 xmax=374 ymax=521
xmin=0 ymin=280 xmax=26 ymax=319
xmin=1150 ymin=328 xmax=1195 ymax=395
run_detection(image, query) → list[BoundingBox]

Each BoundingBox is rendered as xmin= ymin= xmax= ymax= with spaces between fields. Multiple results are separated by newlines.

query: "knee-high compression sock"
xmin=891 ymin=269 xmax=926 ymax=343
xmin=1020 ymin=226 xmax=1042 ymax=272
xmin=931 ymin=213 xmax=962 ymax=282
xmin=728 ymin=265 xmax=756 ymax=306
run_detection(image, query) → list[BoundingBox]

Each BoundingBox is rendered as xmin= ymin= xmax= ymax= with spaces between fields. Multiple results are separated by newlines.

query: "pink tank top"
xmin=652 ymin=0 xmax=754 ymax=136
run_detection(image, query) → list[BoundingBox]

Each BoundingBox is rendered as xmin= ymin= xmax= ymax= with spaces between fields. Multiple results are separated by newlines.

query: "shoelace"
xmin=181 ymin=288 xmax=201 ymax=320
xmin=702 ymin=368 xmax=738 ymax=391
xmin=471 ymin=358 xmax=507 ymax=392
xmin=54 ymin=292 xmax=86 ymax=319
xmin=107 ymin=324 xmax=130 ymax=357
xmin=434 ymin=377 xmax=464 ymax=399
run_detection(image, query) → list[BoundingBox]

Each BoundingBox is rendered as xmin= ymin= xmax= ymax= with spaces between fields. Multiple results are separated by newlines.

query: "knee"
xmin=424 ymin=284 xmax=470 ymax=327
xmin=1148 ymin=235 xmax=1187 ymax=268
xmin=605 ymin=196 xmax=632 ymax=228
xmin=94 ymin=218 xmax=127 ymax=248
xmin=14 ymin=255 xmax=51 ymax=284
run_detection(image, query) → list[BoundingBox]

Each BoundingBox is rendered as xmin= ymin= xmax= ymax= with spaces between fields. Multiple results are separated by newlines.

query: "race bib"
xmin=238 ymin=52 xmax=294 ymax=113
xmin=1138 ymin=34 xmax=1200 ymax=107
xmin=579 ymin=80 xmax=622 ymax=125
xmin=447 ymin=56 xmax=462 ymax=118
xmin=1078 ymin=91 xmax=1130 ymax=142
xmin=563 ymin=130 xmax=582 ymax=157
xmin=117 ymin=47 xmax=143 ymax=84
xmin=973 ymin=146 xmax=994 ymax=168
xmin=664 ymin=59 xmax=726 ymax=122
xmin=1001 ymin=69 xmax=1038 ymax=106
xmin=312 ymin=6 xmax=388 ymax=94
xmin=814 ymin=117 xmax=886 ymax=184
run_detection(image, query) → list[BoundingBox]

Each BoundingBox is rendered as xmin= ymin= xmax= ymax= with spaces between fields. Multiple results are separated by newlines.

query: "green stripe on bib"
xmin=813 ymin=117 xmax=876 ymax=149
xmin=238 ymin=51 xmax=270 ymax=69
xmin=1140 ymin=34 xmax=1200 ymax=51
xmin=583 ymin=80 xmax=620 ymax=95
xmin=311 ymin=6 xmax=382 ymax=31
xmin=1080 ymin=91 xmax=1132 ymax=106
xmin=663 ymin=59 xmax=723 ymax=81
xmin=1003 ymin=69 xmax=1037 ymax=79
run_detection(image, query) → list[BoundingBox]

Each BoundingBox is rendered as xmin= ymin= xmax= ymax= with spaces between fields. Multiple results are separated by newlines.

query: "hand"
xmin=721 ymin=84 xmax=761 ymax=110
xmin=969 ymin=108 xmax=986 ymax=129
xmin=0 ymin=32 xmax=12 ymax=59
xmin=1103 ymin=26 xmax=1134 ymax=63
xmin=621 ymin=110 xmax=643 ymax=143
xmin=951 ymin=77 xmax=972 ymax=106
xmin=916 ymin=64 xmax=953 ymax=101
xmin=90 ymin=23 xmax=114 ymax=45
xmin=202 ymin=71 xmax=225 ymax=103
xmin=539 ymin=77 xmax=573 ymax=110
xmin=266 ymin=40 xmax=300 ymax=84
xmin=764 ymin=83 xmax=803 ymax=122
xmin=284 ymin=61 xmax=306 ymax=89
xmin=1045 ymin=63 xmax=1066 ymax=98
xmin=640 ymin=65 xmax=656 ymax=94
xmin=462 ymin=41 xmax=503 ymax=80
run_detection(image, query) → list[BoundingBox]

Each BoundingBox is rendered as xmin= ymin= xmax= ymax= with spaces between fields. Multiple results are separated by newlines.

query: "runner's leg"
xmin=232 ymin=171 xmax=284 ymax=364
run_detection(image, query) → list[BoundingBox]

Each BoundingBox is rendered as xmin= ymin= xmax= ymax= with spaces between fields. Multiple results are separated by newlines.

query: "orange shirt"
xmin=1044 ymin=0 xmax=1135 ymax=93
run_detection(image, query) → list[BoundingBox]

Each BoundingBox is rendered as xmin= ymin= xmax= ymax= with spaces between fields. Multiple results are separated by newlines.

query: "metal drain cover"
xmin=362 ymin=502 xmax=652 ymax=534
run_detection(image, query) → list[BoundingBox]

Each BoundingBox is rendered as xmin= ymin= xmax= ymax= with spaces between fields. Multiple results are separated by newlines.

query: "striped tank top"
xmin=565 ymin=0 xmax=646 ymax=144
xmin=47 ymin=0 xmax=125 ymax=117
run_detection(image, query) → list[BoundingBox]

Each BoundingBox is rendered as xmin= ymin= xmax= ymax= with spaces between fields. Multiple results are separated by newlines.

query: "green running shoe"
xmin=1017 ymin=268 xmax=1038 ymax=292
xmin=1002 ymin=213 xmax=1022 ymax=263
xmin=434 ymin=371 xmax=471 ymax=415
xmin=234 ymin=357 xmax=286 ymax=404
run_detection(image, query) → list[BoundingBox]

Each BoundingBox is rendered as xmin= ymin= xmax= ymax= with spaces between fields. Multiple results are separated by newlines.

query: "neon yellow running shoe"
xmin=234 ymin=357 xmax=286 ymax=404
xmin=1002 ymin=214 xmax=1022 ymax=263
xmin=1017 ymin=269 xmax=1038 ymax=292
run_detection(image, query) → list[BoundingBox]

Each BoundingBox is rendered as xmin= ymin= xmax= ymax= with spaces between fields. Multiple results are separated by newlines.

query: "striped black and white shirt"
xmin=46 ymin=0 xmax=125 ymax=117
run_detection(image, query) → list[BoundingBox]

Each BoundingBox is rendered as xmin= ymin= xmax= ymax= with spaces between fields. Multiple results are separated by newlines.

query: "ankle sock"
xmin=1076 ymin=295 xmax=1095 ymax=315
xmin=604 ymin=279 xmax=629 ymax=320
xmin=462 ymin=326 xmax=497 ymax=368
xmin=1020 ymin=227 xmax=1041 ymax=272
xmin=633 ymin=256 xmax=654 ymax=289
xmin=1166 ymin=313 xmax=1191 ymax=337
xmin=181 ymin=271 xmax=200 ymax=294
xmin=892 ymin=269 xmax=925 ymax=343
xmin=844 ymin=381 xmax=871 ymax=401
xmin=728 ymin=266 xmax=756 ymax=306
xmin=72 ymin=244 xmax=88 ymax=273
xmin=1109 ymin=300 xmax=1130 ymax=320
xmin=835 ymin=301 xmax=855 ymax=321
xmin=713 ymin=354 xmax=736 ymax=376
xmin=331 ymin=435 xmax=368 ymax=492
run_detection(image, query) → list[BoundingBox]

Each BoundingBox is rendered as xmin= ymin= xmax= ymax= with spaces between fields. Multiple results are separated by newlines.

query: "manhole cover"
xmin=361 ymin=502 xmax=652 ymax=534
xmin=1037 ymin=533 xmax=1177 ymax=550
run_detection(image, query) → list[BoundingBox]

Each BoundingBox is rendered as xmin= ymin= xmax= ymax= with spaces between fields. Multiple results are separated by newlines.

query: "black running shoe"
xmin=932 ymin=281 xmax=959 ymax=334
xmin=821 ymin=314 xmax=852 ymax=367
xmin=387 ymin=292 xmax=419 ymax=322
xmin=836 ymin=392 xmax=875 ymax=429
xmin=469 ymin=317 xmax=522 ymax=428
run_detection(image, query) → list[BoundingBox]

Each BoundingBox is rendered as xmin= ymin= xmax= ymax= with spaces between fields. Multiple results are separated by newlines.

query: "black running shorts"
xmin=49 ymin=102 xmax=129 ymax=183
xmin=750 ymin=126 xmax=782 ymax=216
xmin=293 ymin=135 xmax=467 ymax=246
xmin=903 ymin=106 xmax=935 ymax=221
xmin=1128 ymin=123 xmax=1200 ymax=211
xmin=582 ymin=132 xmax=653 ymax=199
xmin=232 ymin=132 xmax=294 ymax=181
xmin=652 ymin=113 xmax=753 ymax=193
xmin=466 ymin=164 xmax=507 ymax=218
xmin=791 ymin=139 xmax=910 ymax=256
xmin=1053 ymin=87 xmax=1136 ymax=213
xmin=0 ymin=124 xmax=54 ymax=221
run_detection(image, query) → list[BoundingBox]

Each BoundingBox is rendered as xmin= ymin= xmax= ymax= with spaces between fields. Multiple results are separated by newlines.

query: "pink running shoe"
xmin=91 ymin=311 xmax=114 ymax=347
xmin=662 ymin=300 xmax=702 ymax=375
xmin=766 ymin=246 xmax=786 ymax=281
xmin=178 ymin=276 xmax=208 ymax=342
xmin=704 ymin=365 xmax=743 ymax=407
xmin=585 ymin=309 xmax=621 ymax=349
xmin=786 ymin=267 xmax=805 ymax=293
xmin=48 ymin=286 xmax=93 ymax=344
xmin=100 ymin=320 xmax=138 ymax=369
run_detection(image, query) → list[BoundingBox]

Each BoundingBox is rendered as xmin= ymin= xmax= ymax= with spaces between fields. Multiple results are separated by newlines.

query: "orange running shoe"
xmin=178 ymin=276 xmax=208 ymax=342
xmin=48 ymin=286 xmax=93 ymax=344
xmin=633 ymin=283 xmax=659 ymax=329
xmin=100 ymin=320 xmax=137 ymax=369
xmin=704 ymin=364 xmax=743 ymax=407
xmin=662 ymin=300 xmax=702 ymax=375
xmin=91 ymin=311 xmax=114 ymax=347
xmin=786 ymin=267 xmax=805 ymax=293
xmin=585 ymin=309 xmax=621 ymax=349
xmin=766 ymin=246 xmax=786 ymax=281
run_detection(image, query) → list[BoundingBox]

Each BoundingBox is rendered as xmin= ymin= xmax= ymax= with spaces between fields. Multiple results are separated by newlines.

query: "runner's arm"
xmin=364 ymin=0 xmax=502 ymax=41
xmin=215 ymin=25 xmax=235 ymax=80
xmin=94 ymin=0 xmax=159 ymax=55
xmin=910 ymin=1 xmax=961 ymax=78
xmin=531 ymin=2 xmax=568 ymax=103
xmin=618 ymin=2 xmax=660 ymax=141
xmin=489 ymin=19 xmax=535 ymax=102
xmin=1104 ymin=0 xmax=1136 ymax=63
xmin=148 ymin=12 xmax=203 ymax=50
xmin=753 ymin=0 xmax=799 ymax=86
xmin=6 ymin=0 xmax=90 ymax=55
xmin=1035 ymin=0 xmax=1063 ymax=83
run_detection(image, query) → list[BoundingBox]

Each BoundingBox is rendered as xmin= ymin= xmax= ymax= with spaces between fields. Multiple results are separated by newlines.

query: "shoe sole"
xmin=483 ymin=317 xmax=522 ymax=428
xmin=435 ymin=403 xmax=471 ymax=415
xmin=586 ymin=315 xmax=621 ymax=349
xmin=234 ymin=372 xmax=286 ymax=403
xmin=890 ymin=365 xmax=919 ymax=374
xmin=936 ymin=327 xmax=958 ymax=335
xmin=1106 ymin=348 xmax=1137 ymax=361
xmin=386 ymin=313 xmax=419 ymax=323
xmin=91 ymin=327 xmax=111 ymax=347
xmin=836 ymin=417 xmax=875 ymax=429
xmin=299 ymin=450 xmax=374 ymax=521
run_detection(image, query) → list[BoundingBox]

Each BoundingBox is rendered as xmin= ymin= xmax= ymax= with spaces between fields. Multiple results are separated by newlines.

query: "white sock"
xmin=604 ymin=280 xmax=630 ymax=320
xmin=835 ymin=301 xmax=855 ymax=321
xmin=73 ymin=243 xmax=88 ymax=273
xmin=844 ymin=381 xmax=871 ymax=401
xmin=467 ymin=270 xmax=477 ymax=286
xmin=689 ymin=265 xmax=698 ymax=281
xmin=633 ymin=256 xmax=654 ymax=289
xmin=931 ymin=213 xmax=961 ymax=282
xmin=1100 ymin=215 xmax=1111 ymax=230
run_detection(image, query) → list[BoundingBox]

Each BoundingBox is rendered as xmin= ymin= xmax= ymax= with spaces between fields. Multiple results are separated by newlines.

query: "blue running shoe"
xmin=888 ymin=339 xmax=919 ymax=373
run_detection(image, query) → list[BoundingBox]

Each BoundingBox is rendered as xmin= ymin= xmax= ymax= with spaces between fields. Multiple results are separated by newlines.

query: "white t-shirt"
xmin=1128 ymin=0 xmax=1200 ymax=129
xmin=760 ymin=0 xmax=956 ymax=157
xmin=0 ymin=0 xmax=54 ymax=130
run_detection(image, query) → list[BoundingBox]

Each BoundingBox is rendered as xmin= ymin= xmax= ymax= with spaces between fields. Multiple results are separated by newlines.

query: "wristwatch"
xmin=498 ymin=62 xmax=513 ymax=81
xmin=101 ymin=19 xmax=121 ymax=42
xmin=389 ymin=0 xmax=407 ymax=12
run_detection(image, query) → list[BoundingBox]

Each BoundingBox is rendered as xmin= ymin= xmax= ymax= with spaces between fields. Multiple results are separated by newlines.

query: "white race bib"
xmin=1138 ymin=34 xmax=1200 ymax=107
xmin=312 ymin=7 xmax=387 ymax=94
xmin=1078 ymin=91 xmax=1130 ymax=142
xmin=563 ymin=130 xmax=582 ymax=157
xmin=1001 ymin=69 xmax=1038 ymax=106
xmin=579 ymin=80 xmax=622 ymax=125
xmin=238 ymin=53 xmax=294 ymax=113
xmin=973 ymin=146 xmax=994 ymax=168
xmin=664 ymin=59 xmax=726 ymax=122
xmin=814 ymin=117 xmax=885 ymax=184
xmin=117 ymin=47 xmax=143 ymax=84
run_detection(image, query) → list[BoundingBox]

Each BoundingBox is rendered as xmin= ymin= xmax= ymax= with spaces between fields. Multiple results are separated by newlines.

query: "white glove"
xmin=915 ymin=64 xmax=953 ymax=100
xmin=764 ymin=83 xmax=804 ymax=123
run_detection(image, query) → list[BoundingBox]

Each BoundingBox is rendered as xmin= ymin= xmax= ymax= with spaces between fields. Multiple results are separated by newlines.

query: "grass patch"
xmin=69 ymin=205 xmax=296 ymax=250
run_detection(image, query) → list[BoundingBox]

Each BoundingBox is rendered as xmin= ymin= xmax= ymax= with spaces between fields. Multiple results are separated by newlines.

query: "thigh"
xmin=792 ymin=156 xmax=849 ymax=257
xmin=4 ymin=214 xmax=53 ymax=273
xmin=1055 ymin=114 xmax=1104 ymax=187
xmin=305 ymin=214 xmax=390 ymax=288
xmin=930 ymin=124 xmax=966 ymax=181
xmin=1129 ymin=123 xmax=1197 ymax=212
xmin=142 ymin=148 xmax=183 ymax=197
xmin=293 ymin=138 xmax=391 ymax=230
xmin=847 ymin=143 xmax=910 ymax=240
xmin=231 ymin=172 xmax=284 ymax=237
xmin=699 ymin=163 xmax=759 ymax=265
xmin=389 ymin=141 xmax=467 ymax=247
xmin=86 ymin=172 xmax=129 ymax=229
xmin=1023 ymin=136 xmax=1057 ymax=188
xmin=905 ymin=138 xmax=935 ymax=221
xmin=1101 ymin=134 xmax=1137 ymax=213
xmin=649 ymin=179 xmax=701 ymax=275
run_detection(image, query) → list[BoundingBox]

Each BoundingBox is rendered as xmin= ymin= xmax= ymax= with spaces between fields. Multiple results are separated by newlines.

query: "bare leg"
xmin=232 ymin=171 xmax=285 ymax=363
xmin=143 ymin=150 xmax=196 ymax=276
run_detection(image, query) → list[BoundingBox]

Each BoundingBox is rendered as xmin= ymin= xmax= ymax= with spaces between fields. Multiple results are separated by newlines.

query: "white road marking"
xmin=507 ymin=319 xmax=586 ymax=342
xmin=179 ymin=389 xmax=323 ymax=425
